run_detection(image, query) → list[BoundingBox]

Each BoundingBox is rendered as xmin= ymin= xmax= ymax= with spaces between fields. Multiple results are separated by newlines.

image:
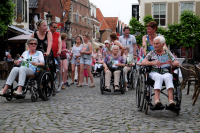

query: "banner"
xmin=57 ymin=23 xmax=64 ymax=33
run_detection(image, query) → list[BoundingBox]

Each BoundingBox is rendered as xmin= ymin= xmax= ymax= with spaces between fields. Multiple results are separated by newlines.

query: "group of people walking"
xmin=0 ymin=20 xmax=180 ymax=107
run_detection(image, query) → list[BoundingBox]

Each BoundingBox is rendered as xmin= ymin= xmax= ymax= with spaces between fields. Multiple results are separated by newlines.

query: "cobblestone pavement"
xmin=0 ymin=77 xmax=200 ymax=133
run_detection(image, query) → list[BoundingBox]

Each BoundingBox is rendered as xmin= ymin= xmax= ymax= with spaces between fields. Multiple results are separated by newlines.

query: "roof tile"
xmin=96 ymin=8 xmax=110 ymax=30
xmin=104 ymin=17 xmax=118 ymax=32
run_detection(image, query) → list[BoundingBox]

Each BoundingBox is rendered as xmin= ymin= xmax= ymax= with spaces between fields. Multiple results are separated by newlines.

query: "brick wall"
xmin=34 ymin=0 xmax=64 ymax=22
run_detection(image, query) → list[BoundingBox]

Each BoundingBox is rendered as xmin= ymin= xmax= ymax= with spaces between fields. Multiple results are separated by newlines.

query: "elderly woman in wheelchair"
xmin=0 ymin=38 xmax=44 ymax=96
xmin=141 ymin=36 xmax=179 ymax=107
xmin=103 ymin=45 xmax=125 ymax=91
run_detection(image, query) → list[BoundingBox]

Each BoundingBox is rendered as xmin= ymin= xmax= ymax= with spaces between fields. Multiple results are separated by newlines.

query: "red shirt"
xmin=52 ymin=32 xmax=60 ymax=57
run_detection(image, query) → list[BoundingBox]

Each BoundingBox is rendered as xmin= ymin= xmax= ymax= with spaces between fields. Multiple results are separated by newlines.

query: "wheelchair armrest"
xmin=144 ymin=65 xmax=152 ymax=73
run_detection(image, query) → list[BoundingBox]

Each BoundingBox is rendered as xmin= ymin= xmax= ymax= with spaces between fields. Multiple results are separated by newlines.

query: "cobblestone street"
xmin=0 ymin=77 xmax=200 ymax=133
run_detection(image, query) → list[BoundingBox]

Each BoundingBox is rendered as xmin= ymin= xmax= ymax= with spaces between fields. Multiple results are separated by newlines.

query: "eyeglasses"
xmin=53 ymin=27 xmax=57 ymax=29
xmin=29 ymin=43 xmax=37 ymax=45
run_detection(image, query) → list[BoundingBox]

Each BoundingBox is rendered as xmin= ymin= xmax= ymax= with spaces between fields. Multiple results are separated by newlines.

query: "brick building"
xmin=68 ymin=0 xmax=92 ymax=46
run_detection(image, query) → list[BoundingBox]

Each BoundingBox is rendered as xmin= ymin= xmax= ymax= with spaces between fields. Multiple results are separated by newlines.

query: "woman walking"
xmin=77 ymin=34 xmax=95 ymax=87
xmin=60 ymin=33 xmax=70 ymax=88
xmin=110 ymin=32 xmax=124 ymax=56
xmin=70 ymin=36 xmax=83 ymax=85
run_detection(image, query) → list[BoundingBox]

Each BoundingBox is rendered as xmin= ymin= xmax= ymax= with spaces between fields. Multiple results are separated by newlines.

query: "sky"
xmin=89 ymin=0 xmax=139 ymax=25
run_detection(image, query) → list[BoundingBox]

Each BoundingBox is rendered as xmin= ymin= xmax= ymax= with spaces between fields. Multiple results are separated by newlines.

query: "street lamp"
xmin=46 ymin=11 xmax=53 ymax=25
xmin=65 ymin=19 xmax=71 ymax=32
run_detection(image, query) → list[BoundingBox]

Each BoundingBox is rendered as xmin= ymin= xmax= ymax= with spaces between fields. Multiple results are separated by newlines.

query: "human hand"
xmin=167 ymin=59 xmax=173 ymax=66
xmin=104 ymin=67 xmax=108 ymax=73
xmin=76 ymin=58 xmax=80 ymax=63
xmin=155 ymin=61 xmax=162 ymax=67
xmin=31 ymin=62 xmax=38 ymax=66
xmin=76 ymin=55 xmax=80 ymax=58
xmin=57 ymin=51 xmax=61 ymax=55
xmin=45 ymin=52 xmax=50 ymax=56
xmin=114 ymin=63 xmax=121 ymax=67
xmin=144 ymin=51 xmax=147 ymax=56
xmin=80 ymin=51 xmax=84 ymax=54
xmin=133 ymin=55 xmax=137 ymax=59
xmin=14 ymin=60 xmax=20 ymax=65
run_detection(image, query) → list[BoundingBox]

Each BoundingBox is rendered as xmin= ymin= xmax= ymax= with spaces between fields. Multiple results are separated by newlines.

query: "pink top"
xmin=61 ymin=41 xmax=67 ymax=56
xmin=114 ymin=40 xmax=121 ymax=56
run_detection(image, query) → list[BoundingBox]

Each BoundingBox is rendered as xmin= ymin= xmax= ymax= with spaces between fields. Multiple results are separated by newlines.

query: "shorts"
xmin=80 ymin=57 xmax=92 ymax=65
xmin=83 ymin=69 xmax=88 ymax=77
xmin=71 ymin=57 xmax=80 ymax=65
xmin=60 ymin=58 xmax=67 ymax=60
xmin=60 ymin=54 xmax=67 ymax=60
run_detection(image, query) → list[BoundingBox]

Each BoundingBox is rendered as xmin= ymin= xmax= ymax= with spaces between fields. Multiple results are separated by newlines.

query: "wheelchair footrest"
xmin=102 ymin=89 xmax=111 ymax=92
xmin=150 ymin=104 xmax=165 ymax=110
xmin=114 ymin=89 xmax=123 ymax=92
xmin=165 ymin=105 xmax=181 ymax=111
xmin=14 ymin=94 xmax=25 ymax=99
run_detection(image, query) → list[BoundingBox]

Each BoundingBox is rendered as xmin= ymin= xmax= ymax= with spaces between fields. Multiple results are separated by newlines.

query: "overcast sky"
xmin=89 ymin=0 xmax=139 ymax=25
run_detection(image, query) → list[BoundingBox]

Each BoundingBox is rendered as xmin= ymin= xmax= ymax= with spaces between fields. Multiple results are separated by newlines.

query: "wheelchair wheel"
xmin=100 ymin=71 xmax=104 ymax=94
xmin=174 ymin=86 xmax=182 ymax=116
xmin=121 ymin=71 xmax=126 ymax=94
xmin=144 ymin=101 xmax=148 ymax=114
xmin=138 ymin=74 xmax=145 ymax=111
xmin=135 ymin=77 xmax=140 ymax=108
xmin=54 ymin=69 xmax=62 ymax=93
xmin=132 ymin=69 xmax=137 ymax=89
xmin=5 ymin=91 xmax=13 ymax=101
xmin=37 ymin=70 xmax=53 ymax=101
xmin=31 ymin=93 xmax=38 ymax=102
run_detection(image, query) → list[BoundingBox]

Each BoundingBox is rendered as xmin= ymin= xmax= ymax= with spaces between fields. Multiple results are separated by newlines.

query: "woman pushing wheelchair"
xmin=141 ymin=36 xmax=179 ymax=107
xmin=0 ymin=38 xmax=44 ymax=96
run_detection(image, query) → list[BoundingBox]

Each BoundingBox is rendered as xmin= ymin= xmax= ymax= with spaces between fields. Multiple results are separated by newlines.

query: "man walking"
xmin=119 ymin=27 xmax=137 ymax=59
xmin=49 ymin=22 xmax=65 ymax=90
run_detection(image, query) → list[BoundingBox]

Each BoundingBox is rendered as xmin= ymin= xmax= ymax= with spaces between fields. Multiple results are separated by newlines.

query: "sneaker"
xmin=89 ymin=83 xmax=95 ymax=88
xmin=155 ymin=100 xmax=162 ymax=107
xmin=0 ymin=90 xmax=5 ymax=95
xmin=77 ymin=84 xmax=82 ymax=87
xmin=105 ymin=86 xmax=110 ymax=90
xmin=70 ymin=83 xmax=74 ymax=85
xmin=76 ymin=83 xmax=79 ymax=85
xmin=126 ymin=87 xmax=128 ymax=92
xmin=13 ymin=91 xmax=23 ymax=95
xmin=61 ymin=85 xmax=65 ymax=90
xmin=115 ymin=85 xmax=119 ymax=90
xmin=64 ymin=82 xmax=70 ymax=87
xmin=169 ymin=100 xmax=176 ymax=107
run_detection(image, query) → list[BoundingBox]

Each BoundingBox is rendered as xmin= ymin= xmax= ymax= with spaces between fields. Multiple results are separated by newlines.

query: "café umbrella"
xmin=8 ymin=34 xmax=31 ymax=43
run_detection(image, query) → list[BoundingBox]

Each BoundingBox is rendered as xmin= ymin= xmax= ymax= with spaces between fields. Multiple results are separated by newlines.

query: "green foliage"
xmin=0 ymin=0 xmax=15 ymax=36
xmin=143 ymin=15 xmax=154 ymax=26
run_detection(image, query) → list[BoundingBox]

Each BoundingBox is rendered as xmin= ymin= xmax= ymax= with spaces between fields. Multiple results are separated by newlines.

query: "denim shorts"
xmin=80 ymin=57 xmax=92 ymax=65
xmin=71 ymin=57 xmax=80 ymax=65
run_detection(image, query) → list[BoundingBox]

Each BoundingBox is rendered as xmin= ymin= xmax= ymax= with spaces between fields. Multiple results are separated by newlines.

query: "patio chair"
xmin=180 ymin=65 xmax=197 ymax=95
xmin=192 ymin=65 xmax=200 ymax=105
xmin=0 ymin=61 xmax=14 ymax=79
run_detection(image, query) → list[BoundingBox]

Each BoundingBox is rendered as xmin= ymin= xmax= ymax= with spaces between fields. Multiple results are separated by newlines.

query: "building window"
xmin=87 ymin=18 xmax=90 ymax=25
xmin=75 ymin=14 xmax=79 ymax=22
xmin=55 ymin=17 xmax=60 ymax=23
xmin=180 ymin=2 xmax=194 ymax=13
xmin=153 ymin=4 xmax=166 ymax=26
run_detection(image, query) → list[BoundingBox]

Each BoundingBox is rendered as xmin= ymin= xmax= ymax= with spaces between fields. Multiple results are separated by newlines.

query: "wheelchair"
xmin=125 ymin=64 xmax=137 ymax=90
xmin=100 ymin=66 xmax=126 ymax=94
xmin=0 ymin=54 xmax=55 ymax=102
xmin=136 ymin=66 xmax=182 ymax=116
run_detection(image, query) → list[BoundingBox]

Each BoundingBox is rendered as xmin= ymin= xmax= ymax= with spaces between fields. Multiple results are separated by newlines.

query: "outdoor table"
xmin=175 ymin=58 xmax=185 ymax=77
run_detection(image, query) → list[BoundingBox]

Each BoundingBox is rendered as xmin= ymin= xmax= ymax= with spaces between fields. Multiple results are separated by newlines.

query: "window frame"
xmin=179 ymin=2 xmax=195 ymax=15
xmin=152 ymin=3 xmax=167 ymax=27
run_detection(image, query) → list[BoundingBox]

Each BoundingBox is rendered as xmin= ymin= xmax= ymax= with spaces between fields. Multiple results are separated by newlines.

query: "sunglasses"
xmin=53 ymin=27 xmax=57 ymax=29
xmin=29 ymin=43 xmax=37 ymax=45
xmin=105 ymin=43 xmax=109 ymax=44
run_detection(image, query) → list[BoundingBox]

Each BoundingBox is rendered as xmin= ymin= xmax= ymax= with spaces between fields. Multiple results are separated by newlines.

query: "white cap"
xmin=104 ymin=40 xmax=110 ymax=44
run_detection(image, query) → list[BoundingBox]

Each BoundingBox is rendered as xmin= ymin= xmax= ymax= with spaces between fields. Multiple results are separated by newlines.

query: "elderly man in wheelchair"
xmin=0 ymin=38 xmax=53 ymax=102
xmin=102 ymin=45 xmax=125 ymax=92
xmin=141 ymin=36 xmax=180 ymax=107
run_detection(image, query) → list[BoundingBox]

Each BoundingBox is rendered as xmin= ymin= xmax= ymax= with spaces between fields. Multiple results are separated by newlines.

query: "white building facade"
xmin=138 ymin=0 xmax=200 ymax=27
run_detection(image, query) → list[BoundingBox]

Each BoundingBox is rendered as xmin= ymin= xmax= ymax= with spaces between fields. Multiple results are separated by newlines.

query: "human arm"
xmin=114 ymin=41 xmax=124 ymax=56
xmin=31 ymin=51 xmax=45 ymax=66
xmin=57 ymin=36 xmax=62 ymax=55
xmin=46 ymin=32 xmax=53 ymax=56
xmin=142 ymin=35 xmax=147 ymax=56
xmin=103 ymin=63 xmax=108 ymax=72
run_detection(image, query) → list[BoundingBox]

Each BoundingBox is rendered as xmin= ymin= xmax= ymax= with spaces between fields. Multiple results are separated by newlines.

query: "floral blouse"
xmin=104 ymin=54 xmax=124 ymax=67
xmin=145 ymin=50 xmax=175 ymax=74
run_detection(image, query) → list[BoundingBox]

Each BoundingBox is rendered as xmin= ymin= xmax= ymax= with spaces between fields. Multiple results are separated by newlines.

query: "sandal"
xmin=169 ymin=100 xmax=175 ymax=107
xmin=70 ymin=83 xmax=74 ymax=85
xmin=115 ymin=85 xmax=119 ymax=90
xmin=155 ymin=100 xmax=162 ymax=107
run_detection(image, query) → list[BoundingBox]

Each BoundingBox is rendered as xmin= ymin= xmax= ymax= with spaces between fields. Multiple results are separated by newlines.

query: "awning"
xmin=8 ymin=34 xmax=31 ymax=43
xmin=8 ymin=25 xmax=33 ymax=35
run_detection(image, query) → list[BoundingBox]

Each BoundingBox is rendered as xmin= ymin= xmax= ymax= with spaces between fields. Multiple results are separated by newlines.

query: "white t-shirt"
xmin=119 ymin=35 xmax=137 ymax=55
xmin=72 ymin=44 xmax=83 ymax=58
xmin=18 ymin=51 xmax=44 ymax=73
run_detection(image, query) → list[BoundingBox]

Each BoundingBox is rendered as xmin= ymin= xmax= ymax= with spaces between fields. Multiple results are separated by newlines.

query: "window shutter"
xmin=168 ymin=3 xmax=172 ymax=25
xmin=145 ymin=3 xmax=151 ymax=16
xmin=196 ymin=2 xmax=200 ymax=17
xmin=174 ymin=2 xmax=179 ymax=23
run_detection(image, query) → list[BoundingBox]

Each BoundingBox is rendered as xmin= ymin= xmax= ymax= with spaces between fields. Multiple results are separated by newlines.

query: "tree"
xmin=177 ymin=10 xmax=200 ymax=63
xmin=0 ymin=0 xmax=15 ymax=36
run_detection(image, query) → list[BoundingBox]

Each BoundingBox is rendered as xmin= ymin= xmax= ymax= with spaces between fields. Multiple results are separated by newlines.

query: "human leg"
xmin=71 ymin=64 xmax=76 ymax=84
xmin=62 ymin=59 xmax=69 ymax=86
xmin=77 ymin=63 xmax=84 ymax=87
xmin=105 ymin=70 xmax=111 ymax=89
xmin=77 ymin=65 xmax=80 ymax=84
xmin=113 ymin=70 xmax=121 ymax=90
xmin=86 ymin=64 xmax=95 ymax=87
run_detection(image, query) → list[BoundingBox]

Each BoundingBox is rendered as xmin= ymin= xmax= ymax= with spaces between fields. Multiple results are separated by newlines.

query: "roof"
xmin=29 ymin=0 xmax=38 ymax=8
xmin=60 ymin=0 xmax=71 ymax=22
xmin=96 ymin=8 xmax=110 ymax=30
xmin=104 ymin=17 xmax=118 ymax=32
